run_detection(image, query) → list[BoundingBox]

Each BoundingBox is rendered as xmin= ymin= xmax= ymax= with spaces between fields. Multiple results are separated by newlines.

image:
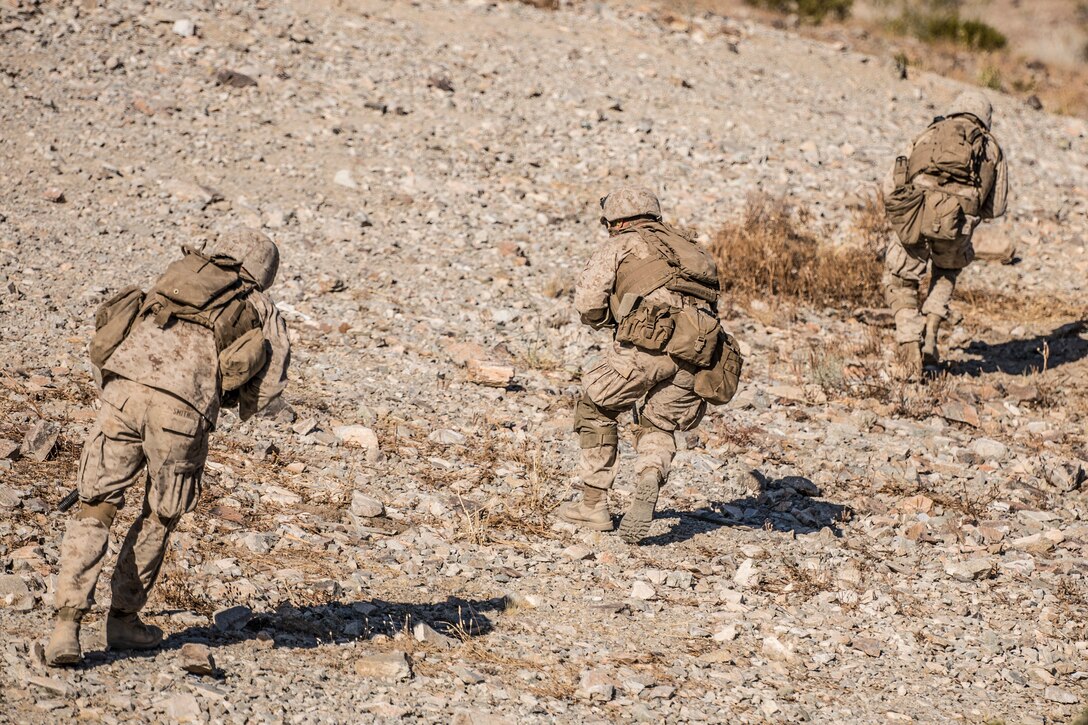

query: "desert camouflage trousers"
xmin=883 ymin=235 xmax=971 ymax=344
xmin=54 ymin=378 xmax=209 ymax=614
xmin=575 ymin=341 xmax=706 ymax=491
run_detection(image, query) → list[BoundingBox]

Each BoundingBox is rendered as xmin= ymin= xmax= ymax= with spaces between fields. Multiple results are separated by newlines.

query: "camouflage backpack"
xmin=887 ymin=115 xmax=992 ymax=247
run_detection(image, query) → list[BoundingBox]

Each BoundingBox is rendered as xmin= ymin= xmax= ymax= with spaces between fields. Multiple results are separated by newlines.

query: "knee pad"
xmin=634 ymin=417 xmax=671 ymax=445
xmin=883 ymin=274 xmax=920 ymax=315
xmin=75 ymin=501 xmax=118 ymax=528
xmin=573 ymin=395 xmax=619 ymax=449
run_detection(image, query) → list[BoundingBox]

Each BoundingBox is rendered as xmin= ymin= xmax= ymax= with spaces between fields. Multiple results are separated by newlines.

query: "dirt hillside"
xmin=1 ymin=0 xmax=1087 ymax=722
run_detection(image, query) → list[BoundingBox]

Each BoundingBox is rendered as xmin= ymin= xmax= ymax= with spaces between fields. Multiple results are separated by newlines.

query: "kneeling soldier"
xmin=46 ymin=229 xmax=291 ymax=666
xmin=559 ymin=188 xmax=741 ymax=544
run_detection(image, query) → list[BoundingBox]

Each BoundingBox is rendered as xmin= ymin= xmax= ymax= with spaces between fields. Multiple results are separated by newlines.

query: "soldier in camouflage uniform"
xmin=883 ymin=90 xmax=1008 ymax=378
xmin=560 ymin=188 xmax=723 ymax=544
xmin=46 ymin=229 xmax=291 ymax=666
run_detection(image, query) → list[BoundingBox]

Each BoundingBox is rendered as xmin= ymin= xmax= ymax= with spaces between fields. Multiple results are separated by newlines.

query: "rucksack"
xmin=887 ymin=115 xmax=991 ymax=247
xmin=907 ymin=115 xmax=988 ymax=188
xmin=92 ymin=247 xmax=268 ymax=391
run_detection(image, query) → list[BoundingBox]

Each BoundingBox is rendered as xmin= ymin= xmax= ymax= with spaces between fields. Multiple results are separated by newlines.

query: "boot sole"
xmin=46 ymin=651 xmax=82 ymax=667
xmin=618 ymin=476 xmax=660 ymax=544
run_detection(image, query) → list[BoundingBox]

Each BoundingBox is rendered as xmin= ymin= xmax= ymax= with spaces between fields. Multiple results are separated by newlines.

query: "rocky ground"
xmin=1 ymin=0 xmax=1088 ymax=723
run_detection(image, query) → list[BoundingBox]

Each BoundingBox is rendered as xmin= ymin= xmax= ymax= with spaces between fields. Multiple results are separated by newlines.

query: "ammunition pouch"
xmin=693 ymin=330 xmax=744 ymax=406
xmin=919 ymin=188 xmax=966 ymax=242
xmin=665 ymin=306 xmax=720 ymax=368
xmin=615 ymin=300 xmax=674 ymax=352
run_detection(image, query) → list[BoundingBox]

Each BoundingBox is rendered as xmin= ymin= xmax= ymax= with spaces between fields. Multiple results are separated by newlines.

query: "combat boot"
xmin=922 ymin=314 xmax=941 ymax=366
xmin=895 ymin=341 xmax=922 ymax=382
xmin=618 ymin=469 xmax=662 ymax=544
xmin=45 ymin=607 xmax=83 ymax=666
xmin=557 ymin=485 xmax=613 ymax=531
xmin=105 ymin=609 xmax=163 ymax=651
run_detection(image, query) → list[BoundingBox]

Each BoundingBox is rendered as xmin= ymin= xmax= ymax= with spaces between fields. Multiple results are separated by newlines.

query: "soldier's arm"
xmin=238 ymin=293 xmax=291 ymax=421
xmin=980 ymin=142 xmax=1008 ymax=220
xmin=574 ymin=236 xmax=622 ymax=329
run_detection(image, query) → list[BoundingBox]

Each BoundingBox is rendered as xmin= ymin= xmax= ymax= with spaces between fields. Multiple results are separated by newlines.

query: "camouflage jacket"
xmin=104 ymin=289 xmax=291 ymax=426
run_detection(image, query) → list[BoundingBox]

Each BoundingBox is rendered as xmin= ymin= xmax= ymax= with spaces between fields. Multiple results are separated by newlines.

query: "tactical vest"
xmin=609 ymin=222 xmax=720 ymax=318
xmin=609 ymin=222 xmax=722 ymax=368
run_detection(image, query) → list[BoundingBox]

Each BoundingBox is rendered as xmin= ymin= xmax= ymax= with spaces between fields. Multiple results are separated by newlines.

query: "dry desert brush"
xmin=710 ymin=194 xmax=883 ymax=310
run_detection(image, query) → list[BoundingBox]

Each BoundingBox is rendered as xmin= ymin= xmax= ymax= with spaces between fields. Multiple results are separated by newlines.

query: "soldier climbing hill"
xmin=559 ymin=188 xmax=742 ymax=544
xmin=883 ymin=90 xmax=1009 ymax=379
xmin=45 ymin=229 xmax=291 ymax=667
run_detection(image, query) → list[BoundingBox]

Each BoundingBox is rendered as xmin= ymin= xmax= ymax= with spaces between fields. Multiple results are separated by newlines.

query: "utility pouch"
xmin=89 ymin=286 xmax=145 ymax=370
xmin=665 ymin=306 xmax=720 ymax=368
xmin=218 ymin=326 xmax=269 ymax=392
xmin=885 ymin=183 xmax=927 ymax=250
xmin=693 ymin=331 xmax=744 ymax=406
xmin=920 ymin=188 xmax=965 ymax=242
xmin=615 ymin=300 xmax=674 ymax=352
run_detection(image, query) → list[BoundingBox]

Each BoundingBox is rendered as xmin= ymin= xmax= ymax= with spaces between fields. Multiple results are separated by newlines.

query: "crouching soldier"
xmin=45 ymin=229 xmax=291 ymax=666
xmin=883 ymin=90 xmax=1008 ymax=378
xmin=558 ymin=188 xmax=742 ymax=544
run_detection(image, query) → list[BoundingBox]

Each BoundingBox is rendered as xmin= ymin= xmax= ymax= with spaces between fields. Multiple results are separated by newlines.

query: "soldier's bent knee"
xmin=574 ymin=395 xmax=619 ymax=449
xmin=75 ymin=501 xmax=118 ymax=528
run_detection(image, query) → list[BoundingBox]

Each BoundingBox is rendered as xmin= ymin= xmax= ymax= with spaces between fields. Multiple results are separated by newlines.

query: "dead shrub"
xmin=710 ymin=194 xmax=883 ymax=309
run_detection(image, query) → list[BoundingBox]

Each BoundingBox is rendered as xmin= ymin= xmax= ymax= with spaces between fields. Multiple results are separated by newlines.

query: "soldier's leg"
xmin=48 ymin=383 xmax=145 ymax=666
xmin=618 ymin=366 xmax=705 ymax=544
xmin=883 ymin=239 xmax=929 ymax=379
xmin=921 ymin=266 xmax=961 ymax=364
xmin=560 ymin=344 xmax=675 ymax=531
xmin=107 ymin=392 xmax=208 ymax=650
xmin=922 ymin=236 xmax=971 ymax=366
xmin=559 ymin=394 xmax=621 ymax=531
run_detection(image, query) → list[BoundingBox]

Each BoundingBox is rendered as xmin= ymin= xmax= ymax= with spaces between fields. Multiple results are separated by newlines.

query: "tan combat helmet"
xmin=948 ymin=90 xmax=993 ymax=130
xmin=211 ymin=227 xmax=280 ymax=290
xmin=600 ymin=187 xmax=662 ymax=225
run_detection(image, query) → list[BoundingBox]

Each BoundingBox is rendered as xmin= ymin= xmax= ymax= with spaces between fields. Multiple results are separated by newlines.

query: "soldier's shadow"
xmin=640 ymin=470 xmax=850 ymax=547
xmin=947 ymin=320 xmax=1088 ymax=377
xmin=78 ymin=595 xmax=508 ymax=669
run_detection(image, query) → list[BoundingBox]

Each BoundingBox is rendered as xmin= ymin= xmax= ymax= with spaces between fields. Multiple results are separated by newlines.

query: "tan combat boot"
xmin=618 ymin=470 xmax=662 ymax=544
xmin=557 ymin=485 xmax=613 ymax=531
xmin=105 ymin=609 xmax=163 ymax=651
xmin=45 ymin=607 xmax=83 ymax=666
xmin=922 ymin=314 xmax=941 ymax=366
xmin=895 ymin=341 xmax=922 ymax=382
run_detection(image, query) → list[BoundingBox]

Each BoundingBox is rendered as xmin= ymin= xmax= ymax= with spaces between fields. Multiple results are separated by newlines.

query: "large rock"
xmin=0 ymin=574 xmax=34 ymax=611
xmin=334 ymin=425 xmax=381 ymax=462
xmin=350 ymin=491 xmax=385 ymax=518
xmin=213 ymin=605 xmax=252 ymax=633
xmin=353 ymin=651 xmax=412 ymax=681
xmin=181 ymin=643 xmax=217 ymax=676
xmin=20 ymin=420 xmax=59 ymax=462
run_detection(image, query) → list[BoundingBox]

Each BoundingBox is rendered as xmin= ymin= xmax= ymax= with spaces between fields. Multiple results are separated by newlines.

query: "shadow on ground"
xmin=948 ymin=321 xmax=1088 ymax=377
xmin=78 ymin=595 xmax=508 ymax=669
xmin=641 ymin=469 xmax=851 ymax=546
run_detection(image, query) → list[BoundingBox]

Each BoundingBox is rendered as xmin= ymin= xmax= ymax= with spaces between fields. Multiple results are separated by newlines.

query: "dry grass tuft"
xmin=710 ymin=194 xmax=884 ymax=310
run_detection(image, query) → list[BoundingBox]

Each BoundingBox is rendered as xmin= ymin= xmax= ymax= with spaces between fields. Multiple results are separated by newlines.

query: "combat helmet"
xmin=947 ymin=90 xmax=993 ymax=130
xmin=209 ymin=228 xmax=280 ymax=291
xmin=600 ymin=187 xmax=662 ymax=225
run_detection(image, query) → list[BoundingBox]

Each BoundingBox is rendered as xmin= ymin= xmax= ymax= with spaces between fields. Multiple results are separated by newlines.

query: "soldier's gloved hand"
xmin=580 ymin=308 xmax=614 ymax=330
xmin=221 ymin=389 xmax=240 ymax=409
